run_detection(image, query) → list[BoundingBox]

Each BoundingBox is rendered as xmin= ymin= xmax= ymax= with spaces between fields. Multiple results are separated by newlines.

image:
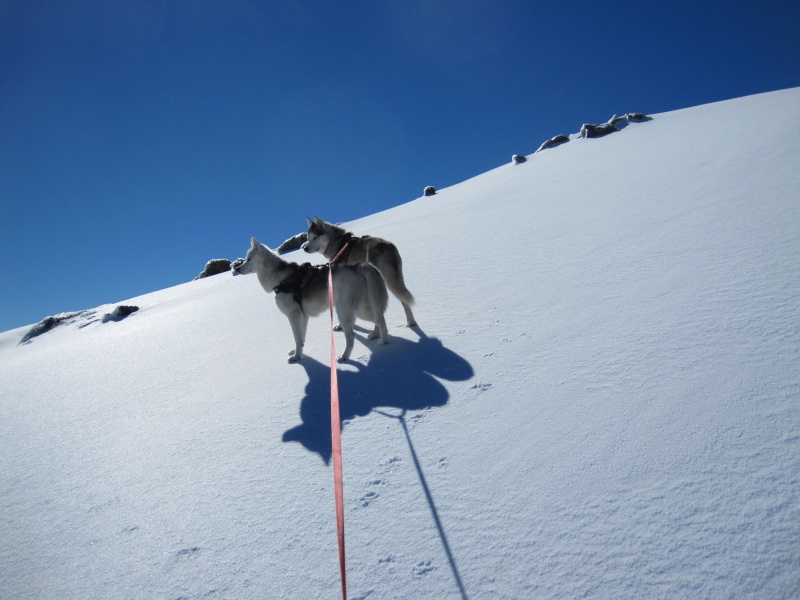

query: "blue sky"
xmin=1 ymin=0 xmax=798 ymax=332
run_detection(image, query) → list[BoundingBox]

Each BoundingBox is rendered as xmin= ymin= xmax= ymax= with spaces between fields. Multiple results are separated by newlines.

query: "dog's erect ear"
xmin=250 ymin=237 xmax=260 ymax=249
xmin=306 ymin=217 xmax=314 ymax=228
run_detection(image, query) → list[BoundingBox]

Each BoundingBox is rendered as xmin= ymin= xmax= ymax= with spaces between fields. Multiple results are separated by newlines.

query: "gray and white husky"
xmin=234 ymin=238 xmax=389 ymax=363
xmin=303 ymin=217 xmax=417 ymax=327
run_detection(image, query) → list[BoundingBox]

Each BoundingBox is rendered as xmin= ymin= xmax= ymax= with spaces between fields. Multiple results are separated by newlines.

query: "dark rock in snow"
xmin=621 ymin=112 xmax=651 ymax=122
xmin=536 ymin=134 xmax=571 ymax=152
xmin=580 ymin=112 xmax=652 ymax=139
xmin=537 ymin=113 xmax=650 ymax=150
xmin=512 ymin=154 xmax=527 ymax=164
xmin=423 ymin=186 xmax=436 ymax=196
xmin=609 ymin=112 xmax=653 ymax=129
xmin=195 ymin=259 xmax=232 ymax=280
xmin=18 ymin=311 xmax=94 ymax=345
xmin=580 ymin=122 xmax=619 ymax=138
xmin=102 ymin=305 xmax=139 ymax=323
xmin=276 ymin=232 xmax=308 ymax=254
xmin=19 ymin=315 xmax=61 ymax=344
xmin=230 ymin=257 xmax=245 ymax=275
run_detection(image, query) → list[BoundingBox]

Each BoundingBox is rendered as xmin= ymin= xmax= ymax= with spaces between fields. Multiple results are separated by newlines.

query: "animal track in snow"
xmin=379 ymin=456 xmax=402 ymax=476
xmin=470 ymin=382 xmax=494 ymax=392
xmin=413 ymin=560 xmax=436 ymax=576
xmin=358 ymin=490 xmax=379 ymax=507
xmin=356 ymin=478 xmax=386 ymax=508
xmin=436 ymin=457 xmax=448 ymax=469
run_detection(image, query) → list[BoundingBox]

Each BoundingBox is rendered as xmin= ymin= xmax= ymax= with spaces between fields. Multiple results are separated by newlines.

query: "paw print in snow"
xmin=358 ymin=491 xmax=379 ymax=507
xmin=381 ymin=456 xmax=402 ymax=468
xmin=470 ymin=382 xmax=494 ymax=392
xmin=413 ymin=560 xmax=436 ymax=576
xmin=357 ymin=478 xmax=385 ymax=508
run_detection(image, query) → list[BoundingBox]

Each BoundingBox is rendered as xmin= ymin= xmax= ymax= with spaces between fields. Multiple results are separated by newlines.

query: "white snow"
xmin=2 ymin=88 xmax=799 ymax=599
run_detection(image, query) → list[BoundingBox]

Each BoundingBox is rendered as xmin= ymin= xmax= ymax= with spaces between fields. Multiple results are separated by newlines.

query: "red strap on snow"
xmin=328 ymin=265 xmax=347 ymax=600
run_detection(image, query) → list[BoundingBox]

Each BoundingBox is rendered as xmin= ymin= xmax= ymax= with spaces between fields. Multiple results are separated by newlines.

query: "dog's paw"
xmin=333 ymin=323 xmax=343 ymax=332
xmin=288 ymin=353 xmax=302 ymax=363
xmin=377 ymin=338 xmax=388 ymax=345
xmin=336 ymin=354 xmax=349 ymax=363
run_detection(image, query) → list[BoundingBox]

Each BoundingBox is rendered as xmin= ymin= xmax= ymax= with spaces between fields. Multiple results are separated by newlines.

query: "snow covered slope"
xmin=2 ymin=88 xmax=799 ymax=599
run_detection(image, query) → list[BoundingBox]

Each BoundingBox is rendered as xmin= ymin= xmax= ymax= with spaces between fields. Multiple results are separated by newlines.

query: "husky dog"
xmin=234 ymin=238 xmax=389 ymax=363
xmin=303 ymin=217 xmax=417 ymax=327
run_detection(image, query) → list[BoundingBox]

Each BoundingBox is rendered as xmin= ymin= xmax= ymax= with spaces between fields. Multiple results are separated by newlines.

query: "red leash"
xmin=327 ymin=243 xmax=351 ymax=600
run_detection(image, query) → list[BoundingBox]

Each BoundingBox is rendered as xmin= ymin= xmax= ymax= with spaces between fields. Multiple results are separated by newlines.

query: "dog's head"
xmin=233 ymin=237 xmax=268 ymax=275
xmin=302 ymin=217 xmax=331 ymax=254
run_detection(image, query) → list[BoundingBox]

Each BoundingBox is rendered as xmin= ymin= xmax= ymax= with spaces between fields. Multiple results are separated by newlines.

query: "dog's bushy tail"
xmin=388 ymin=259 xmax=415 ymax=306
xmin=371 ymin=249 xmax=415 ymax=306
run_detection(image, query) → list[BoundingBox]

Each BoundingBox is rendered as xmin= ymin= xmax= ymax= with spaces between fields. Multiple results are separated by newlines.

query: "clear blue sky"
xmin=1 ymin=0 xmax=798 ymax=332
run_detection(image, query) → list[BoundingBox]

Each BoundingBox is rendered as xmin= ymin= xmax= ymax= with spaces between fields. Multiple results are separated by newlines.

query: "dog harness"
xmin=274 ymin=263 xmax=328 ymax=313
xmin=273 ymin=234 xmax=363 ymax=313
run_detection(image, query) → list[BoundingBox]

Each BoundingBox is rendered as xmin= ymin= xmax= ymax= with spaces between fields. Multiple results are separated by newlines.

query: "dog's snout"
xmin=301 ymin=241 xmax=311 ymax=252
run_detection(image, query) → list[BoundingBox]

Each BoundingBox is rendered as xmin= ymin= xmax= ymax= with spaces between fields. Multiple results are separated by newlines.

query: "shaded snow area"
xmin=2 ymin=88 xmax=800 ymax=599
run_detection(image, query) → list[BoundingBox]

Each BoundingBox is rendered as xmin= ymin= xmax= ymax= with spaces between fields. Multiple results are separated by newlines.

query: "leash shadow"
xmin=375 ymin=407 xmax=469 ymax=599
xmin=282 ymin=328 xmax=473 ymax=464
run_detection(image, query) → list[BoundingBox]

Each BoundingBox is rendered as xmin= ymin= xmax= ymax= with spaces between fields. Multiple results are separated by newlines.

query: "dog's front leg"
xmin=300 ymin=312 xmax=309 ymax=345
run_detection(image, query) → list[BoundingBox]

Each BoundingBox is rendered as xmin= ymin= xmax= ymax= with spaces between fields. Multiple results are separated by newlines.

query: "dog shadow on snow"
xmin=282 ymin=327 xmax=474 ymax=464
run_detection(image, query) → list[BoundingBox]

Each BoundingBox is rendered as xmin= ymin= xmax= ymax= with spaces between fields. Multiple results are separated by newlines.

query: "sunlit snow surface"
xmin=2 ymin=88 xmax=799 ymax=599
